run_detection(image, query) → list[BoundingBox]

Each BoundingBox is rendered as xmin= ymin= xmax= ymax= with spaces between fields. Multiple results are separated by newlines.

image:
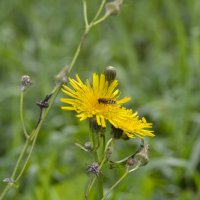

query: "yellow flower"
xmin=60 ymin=73 xmax=154 ymax=138
xmin=61 ymin=73 xmax=130 ymax=127
xmin=110 ymin=108 xmax=154 ymax=138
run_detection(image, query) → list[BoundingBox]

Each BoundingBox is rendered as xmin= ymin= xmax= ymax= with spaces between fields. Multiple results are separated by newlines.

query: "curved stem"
xmin=20 ymin=92 xmax=29 ymax=139
xmin=15 ymin=129 xmax=39 ymax=182
xmin=101 ymin=169 xmax=129 ymax=200
xmin=10 ymin=141 xmax=30 ymax=180
xmin=102 ymin=162 xmax=141 ymax=200
xmin=67 ymin=31 xmax=88 ymax=74
xmin=0 ymin=141 xmax=30 ymax=200
xmin=0 ymin=86 xmax=60 ymax=200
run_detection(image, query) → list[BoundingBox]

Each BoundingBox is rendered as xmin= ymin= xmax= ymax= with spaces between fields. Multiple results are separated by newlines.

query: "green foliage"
xmin=0 ymin=0 xmax=200 ymax=199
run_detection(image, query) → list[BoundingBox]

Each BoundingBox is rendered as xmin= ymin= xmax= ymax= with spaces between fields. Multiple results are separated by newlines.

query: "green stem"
xmin=15 ymin=129 xmax=39 ymax=182
xmin=98 ymin=173 xmax=104 ymax=199
xmin=0 ymin=141 xmax=30 ymax=200
xmin=101 ymin=169 xmax=129 ymax=200
xmin=64 ymin=0 xmax=109 ymax=75
xmin=20 ymin=92 xmax=29 ymax=139
xmin=99 ymin=138 xmax=113 ymax=169
xmin=82 ymin=0 xmax=89 ymax=28
xmin=15 ymin=86 xmax=60 ymax=182
xmin=10 ymin=141 xmax=30 ymax=180
xmin=101 ymin=135 xmax=106 ymax=160
xmin=0 ymin=185 xmax=10 ymax=200
xmin=86 ymin=138 xmax=113 ymax=198
xmin=93 ymin=0 xmax=107 ymax=22
xmin=0 ymin=87 xmax=60 ymax=200
xmin=67 ymin=29 xmax=89 ymax=74
xmin=101 ymin=163 xmax=141 ymax=200
xmin=93 ymin=13 xmax=110 ymax=26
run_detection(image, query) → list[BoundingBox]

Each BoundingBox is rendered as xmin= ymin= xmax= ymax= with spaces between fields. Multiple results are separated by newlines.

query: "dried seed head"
xmin=87 ymin=162 xmax=100 ymax=175
xmin=84 ymin=142 xmax=93 ymax=152
xmin=20 ymin=75 xmax=31 ymax=91
xmin=104 ymin=66 xmax=116 ymax=83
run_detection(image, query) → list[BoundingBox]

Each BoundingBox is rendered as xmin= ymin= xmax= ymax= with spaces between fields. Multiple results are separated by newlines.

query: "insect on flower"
xmin=98 ymin=98 xmax=116 ymax=105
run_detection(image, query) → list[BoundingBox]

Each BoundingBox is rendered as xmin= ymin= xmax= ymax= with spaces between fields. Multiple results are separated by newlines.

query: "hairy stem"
xmin=86 ymin=138 xmax=113 ymax=198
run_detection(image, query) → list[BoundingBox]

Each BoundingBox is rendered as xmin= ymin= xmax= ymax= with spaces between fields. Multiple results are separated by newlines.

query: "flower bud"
xmin=84 ymin=142 xmax=93 ymax=152
xmin=20 ymin=75 xmax=31 ymax=91
xmin=104 ymin=66 xmax=116 ymax=83
xmin=106 ymin=2 xmax=120 ymax=16
xmin=134 ymin=144 xmax=149 ymax=166
xmin=105 ymin=0 xmax=123 ymax=16
xmin=128 ymin=144 xmax=149 ymax=168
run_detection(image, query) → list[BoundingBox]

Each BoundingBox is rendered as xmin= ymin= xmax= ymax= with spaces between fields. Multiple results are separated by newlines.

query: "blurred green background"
xmin=0 ymin=0 xmax=200 ymax=199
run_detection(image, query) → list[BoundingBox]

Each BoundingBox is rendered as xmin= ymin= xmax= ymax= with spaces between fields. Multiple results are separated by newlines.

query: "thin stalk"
xmin=102 ymin=163 xmax=141 ymax=200
xmin=20 ymin=92 xmax=29 ymax=139
xmin=86 ymin=138 xmax=113 ymax=197
xmin=101 ymin=135 xmax=106 ymax=160
xmin=100 ymin=138 xmax=113 ymax=168
xmin=85 ymin=175 xmax=94 ymax=200
xmin=15 ymin=127 xmax=40 ymax=182
xmin=0 ymin=141 xmax=30 ymax=200
xmin=0 ymin=75 xmax=61 ymax=200
xmin=93 ymin=13 xmax=110 ymax=26
xmin=98 ymin=173 xmax=104 ymax=199
xmin=101 ymin=169 xmax=129 ymax=200
xmin=10 ymin=141 xmax=30 ymax=180
xmin=82 ymin=0 xmax=89 ymax=28
xmin=0 ymin=185 xmax=10 ymax=200
xmin=93 ymin=0 xmax=107 ymax=22
xmin=67 ymin=30 xmax=88 ymax=74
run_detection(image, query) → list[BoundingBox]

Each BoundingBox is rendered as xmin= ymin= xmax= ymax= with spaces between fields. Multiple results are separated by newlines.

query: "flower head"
xmin=111 ymin=108 xmax=154 ymax=138
xmin=61 ymin=73 xmax=130 ymax=127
